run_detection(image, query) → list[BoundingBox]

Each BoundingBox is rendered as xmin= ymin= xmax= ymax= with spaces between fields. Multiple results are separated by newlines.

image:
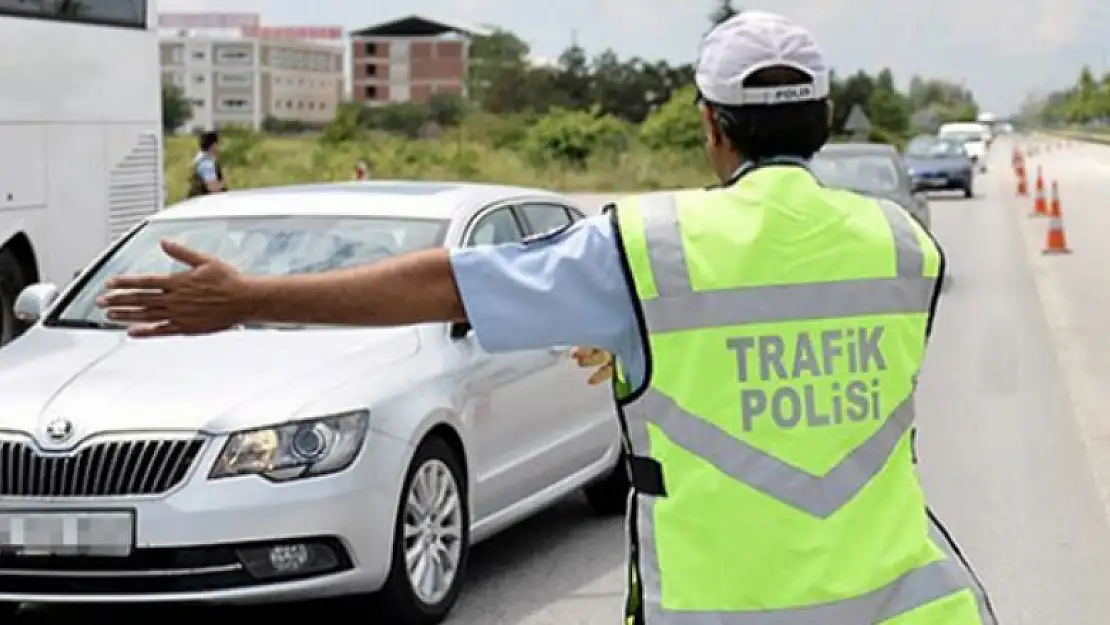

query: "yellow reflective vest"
xmin=609 ymin=165 xmax=996 ymax=625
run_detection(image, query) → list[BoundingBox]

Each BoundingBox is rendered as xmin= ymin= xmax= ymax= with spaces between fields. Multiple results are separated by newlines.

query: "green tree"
xmin=161 ymin=84 xmax=192 ymax=134
xmin=467 ymin=29 xmax=532 ymax=112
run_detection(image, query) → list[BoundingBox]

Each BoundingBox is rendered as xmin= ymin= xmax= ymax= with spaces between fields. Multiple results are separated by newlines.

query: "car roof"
xmin=151 ymin=181 xmax=572 ymax=222
xmin=818 ymin=142 xmax=898 ymax=156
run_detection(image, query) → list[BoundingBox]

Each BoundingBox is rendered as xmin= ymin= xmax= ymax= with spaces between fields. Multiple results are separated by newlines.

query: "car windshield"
xmin=906 ymin=138 xmax=966 ymax=158
xmin=809 ymin=152 xmax=904 ymax=195
xmin=50 ymin=215 xmax=449 ymax=328
xmin=940 ymin=131 xmax=984 ymax=144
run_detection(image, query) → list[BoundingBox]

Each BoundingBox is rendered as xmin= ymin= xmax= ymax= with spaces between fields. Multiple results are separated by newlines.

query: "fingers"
xmin=161 ymin=240 xmax=216 ymax=267
xmin=96 ymin=290 xmax=165 ymax=308
xmin=105 ymin=307 xmax=170 ymax=323
xmin=127 ymin=321 xmax=179 ymax=338
xmin=104 ymin=275 xmax=172 ymax=290
xmin=572 ymin=347 xmax=611 ymax=367
xmin=587 ymin=364 xmax=614 ymax=386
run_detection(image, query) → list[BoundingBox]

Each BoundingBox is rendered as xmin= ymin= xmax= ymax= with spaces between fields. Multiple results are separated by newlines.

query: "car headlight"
xmin=210 ymin=410 xmax=369 ymax=481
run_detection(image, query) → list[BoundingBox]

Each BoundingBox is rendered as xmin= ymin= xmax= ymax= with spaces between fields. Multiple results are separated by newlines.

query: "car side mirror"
xmin=449 ymin=321 xmax=472 ymax=340
xmin=13 ymin=283 xmax=59 ymax=323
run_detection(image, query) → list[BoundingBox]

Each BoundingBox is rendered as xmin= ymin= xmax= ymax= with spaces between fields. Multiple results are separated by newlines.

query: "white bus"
xmin=0 ymin=0 xmax=163 ymax=344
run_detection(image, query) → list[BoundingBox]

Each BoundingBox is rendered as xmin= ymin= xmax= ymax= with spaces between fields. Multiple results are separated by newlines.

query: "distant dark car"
xmin=903 ymin=136 xmax=974 ymax=198
xmin=809 ymin=142 xmax=931 ymax=230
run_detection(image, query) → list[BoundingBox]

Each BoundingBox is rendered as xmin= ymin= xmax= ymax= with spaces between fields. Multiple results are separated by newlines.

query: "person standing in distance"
xmin=98 ymin=11 xmax=995 ymax=625
xmin=186 ymin=130 xmax=228 ymax=198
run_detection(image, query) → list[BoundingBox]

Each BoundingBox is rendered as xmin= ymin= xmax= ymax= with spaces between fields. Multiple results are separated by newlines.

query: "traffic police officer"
xmin=98 ymin=11 xmax=996 ymax=624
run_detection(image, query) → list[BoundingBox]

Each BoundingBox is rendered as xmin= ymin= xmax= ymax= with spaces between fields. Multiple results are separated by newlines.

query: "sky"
xmin=160 ymin=0 xmax=1110 ymax=114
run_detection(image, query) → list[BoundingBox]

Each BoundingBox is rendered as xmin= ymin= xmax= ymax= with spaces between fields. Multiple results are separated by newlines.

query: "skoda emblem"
xmin=44 ymin=418 xmax=74 ymax=443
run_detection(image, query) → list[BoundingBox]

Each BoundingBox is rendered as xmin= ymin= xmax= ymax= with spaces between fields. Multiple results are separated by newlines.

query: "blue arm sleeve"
xmin=448 ymin=214 xmax=646 ymax=388
xmin=195 ymin=158 xmax=218 ymax=183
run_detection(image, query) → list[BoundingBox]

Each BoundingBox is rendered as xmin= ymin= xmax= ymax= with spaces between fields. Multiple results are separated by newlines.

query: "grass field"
xmin=163 ymin=132 xmax=714 ymax=202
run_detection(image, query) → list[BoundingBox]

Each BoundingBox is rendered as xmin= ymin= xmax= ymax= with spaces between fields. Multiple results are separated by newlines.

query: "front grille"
xmin=0 ymin=437 xmax=205 ymax=498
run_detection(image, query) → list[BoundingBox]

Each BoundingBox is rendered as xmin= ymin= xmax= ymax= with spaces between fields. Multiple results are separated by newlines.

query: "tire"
xmin=0 ymin=250 xmax=28 ymax=347
xmin=963 ymin=186 xmax=974 ymax=199
xmin=373 ymin=436 xmax=470 ymax=625
xmin=583 ymin=455 xmax=631 ymax=516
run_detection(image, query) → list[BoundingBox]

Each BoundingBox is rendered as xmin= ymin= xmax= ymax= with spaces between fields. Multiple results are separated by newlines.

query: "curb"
xmin=1007 ymin=138 xmax=1110 ymax=528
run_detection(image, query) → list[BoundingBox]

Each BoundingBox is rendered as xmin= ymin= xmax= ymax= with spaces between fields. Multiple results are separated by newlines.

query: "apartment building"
xmin=160 ymin=35 xmax=344 ymax=131
xmin=349 ymin=15 xmax=489 ymax=105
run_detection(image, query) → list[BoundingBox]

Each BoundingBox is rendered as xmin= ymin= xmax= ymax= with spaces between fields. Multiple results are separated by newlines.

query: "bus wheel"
xmin=0 ymin=250 xmax=28 ymax=346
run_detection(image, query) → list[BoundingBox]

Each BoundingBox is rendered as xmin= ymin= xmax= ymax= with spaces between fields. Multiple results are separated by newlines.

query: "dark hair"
xmin=703 ymin=66 xmax=830 ymax=161
xmin=199 ymin=131 xmax=220 ymax=151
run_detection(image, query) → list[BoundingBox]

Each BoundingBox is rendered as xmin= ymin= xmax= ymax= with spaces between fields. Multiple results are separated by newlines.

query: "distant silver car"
xmin=810 ymin=142 xmax=932 ymax=231
xmin=0 ymin=182 xmax=627 ymax=623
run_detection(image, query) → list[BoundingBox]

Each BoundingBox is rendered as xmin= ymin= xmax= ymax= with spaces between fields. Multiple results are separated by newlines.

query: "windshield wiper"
xmin=45 ymin=318 xmax=121 ymax=330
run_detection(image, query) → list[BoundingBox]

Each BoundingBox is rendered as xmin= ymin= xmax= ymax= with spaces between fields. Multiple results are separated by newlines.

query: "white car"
xmin=937 ymin=122 xmax=990 ymax=172
xmin=0 ymin=182 xmax=628 ymax=623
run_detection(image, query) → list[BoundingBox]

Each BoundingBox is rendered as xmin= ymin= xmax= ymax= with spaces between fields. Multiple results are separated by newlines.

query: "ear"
xmin=700 ymin=104 xmax=722 ymax=147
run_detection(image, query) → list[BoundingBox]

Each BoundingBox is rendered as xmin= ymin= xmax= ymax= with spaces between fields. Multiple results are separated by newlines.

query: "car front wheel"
xmin=963 ymin=185 xmax=974 ymax=199
xmin=372 ymin=436 xmax=470 ymax=625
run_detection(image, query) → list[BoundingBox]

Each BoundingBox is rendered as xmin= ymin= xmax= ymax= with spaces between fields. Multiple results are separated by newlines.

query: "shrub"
xmin=521 ymin=107 xmax=630 ymax=166
xmin=640 ymin=85 xmax=704 ymax=151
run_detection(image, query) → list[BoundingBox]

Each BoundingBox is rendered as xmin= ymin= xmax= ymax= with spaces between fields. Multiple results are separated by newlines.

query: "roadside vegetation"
xmin=163 ymin=1 xmax=981 ymax=201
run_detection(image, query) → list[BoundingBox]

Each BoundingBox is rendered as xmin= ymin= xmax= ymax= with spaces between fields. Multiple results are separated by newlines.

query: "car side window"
xmin=518 ymin=202 xmax=577 ymax=237
xmin=466 ymin=207 xmax=525 ymax=246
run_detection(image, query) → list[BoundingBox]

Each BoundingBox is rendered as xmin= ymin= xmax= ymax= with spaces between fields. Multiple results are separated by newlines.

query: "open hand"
xmin=571 ymin=346 xmax=614 ymax=385
xmin=95 ymin=240 xmax=254 ymax=338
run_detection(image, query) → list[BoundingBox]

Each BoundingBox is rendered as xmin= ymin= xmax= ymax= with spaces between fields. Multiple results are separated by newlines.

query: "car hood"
xmin=905 ymin=156 xmax=970 ymax=172
xmin=0 ymin=327 xmax=420 ymax=437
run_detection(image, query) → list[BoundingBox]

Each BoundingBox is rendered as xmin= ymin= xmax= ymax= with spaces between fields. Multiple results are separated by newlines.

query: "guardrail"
xmin=1042 ymin=130 xmax=1110 ymax=145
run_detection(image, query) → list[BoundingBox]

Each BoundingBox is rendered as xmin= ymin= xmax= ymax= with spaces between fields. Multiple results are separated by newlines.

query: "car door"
xmin=515 ymin=201 xmax=621 ymax=481
xmin=458 ymin=203 xmax=595 ymax=521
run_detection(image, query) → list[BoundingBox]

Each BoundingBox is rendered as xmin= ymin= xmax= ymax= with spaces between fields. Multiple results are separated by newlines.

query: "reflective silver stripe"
xmin=631 ymin=194 xmax=936 ymax=332
xmin=640 ymin=556 xmax=982 ymax=624
xmin=632 ymin=388 xmax=914 ymax=517
xmin=639 ymin=192 xmax=694 ymax=298
xmin=640 ymin=278 xmax=936 ymax=333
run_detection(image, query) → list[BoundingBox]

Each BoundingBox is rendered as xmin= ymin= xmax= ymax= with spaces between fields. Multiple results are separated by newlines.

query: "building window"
xmin=192 ymin=74 xmax=206 ymax=84
xmin=364 ymin=86 xmax=377 ymax=99
xmin=190 ymin=99 xmax=205 ymax=107
xmin=217 ymin=72 xmax=252 ymax=87
xmin=169 ymin=48 xmax=183 ymax=64
xmin=365 ymin=64 xmax=377 ymax=77
xmin=218 ymin=97 xmax=251 ymax=111
xmin=286 ymin=100 xmax=293 ymax=108
xmin=217 ymin=48 xmax=252 ymax=64
xmin=190 ymin=50 xmax=206 ymax=61
xmin=363 ymin=43 xmax=377 ymax=56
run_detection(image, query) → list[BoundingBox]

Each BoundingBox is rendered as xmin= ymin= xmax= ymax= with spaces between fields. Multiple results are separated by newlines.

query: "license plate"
xmin=0 ymin=511 xmax=134 ymax=556
xmin=923 ymin=178 xmax=947 ymax=187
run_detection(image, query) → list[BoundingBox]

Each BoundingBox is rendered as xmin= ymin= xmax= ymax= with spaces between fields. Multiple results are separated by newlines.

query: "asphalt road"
xmin=15 ymin=140 xmax=1110 ymax=623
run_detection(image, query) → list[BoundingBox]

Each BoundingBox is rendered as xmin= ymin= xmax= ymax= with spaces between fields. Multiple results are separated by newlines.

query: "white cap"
xmin=696 ymin=11 xmax=829 ymax=107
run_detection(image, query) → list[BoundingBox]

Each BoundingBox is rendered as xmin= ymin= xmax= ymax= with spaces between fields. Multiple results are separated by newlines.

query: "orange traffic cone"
xmin=1032 ymin=166 xmax=1046 ymax=215
xmin=1043 ymin=181 xmax=1070 ymax=254
xmin=354 ymin=160 xmax=368 ymax=180
xmin=1011 ymin=147 xmax=1022 ymax=172
xmin=1016 ymin=164 xmax=1028 ymax=196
